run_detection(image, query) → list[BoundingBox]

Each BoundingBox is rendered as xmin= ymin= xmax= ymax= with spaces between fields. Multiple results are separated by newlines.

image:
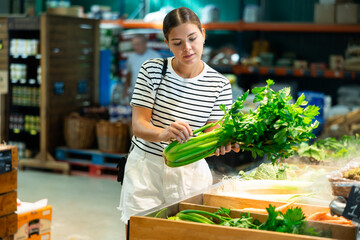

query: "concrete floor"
xmin=17 ymin=169 xmax=126 ymax=240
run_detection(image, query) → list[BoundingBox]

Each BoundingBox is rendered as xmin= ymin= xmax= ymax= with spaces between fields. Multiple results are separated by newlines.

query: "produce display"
xmin=164 ymin=79 xmax=320 ymax=167
xmin=238 ymin=162 xmax=337 ymax=182
xmin=287 ymin=135 xmax=360 ymax=165
xmin=328 ymin=162 xmax=360 ymax=199
xmin=238 ymin=163 xmax=290 ymax=180
xmin=232 ymin=201 xmax=351 ymax=225
xmin=169 ymin=205 xmax=328 ymax=237
xmin=136 ymin=77 xmax=358 ymax=239
xmin=343 ymin=166 xmax=360 ymax=180
xmin=129 ymin=180 xmax=357 ymax=240
xmin=306 ymin=212 xmax=352 ymax=225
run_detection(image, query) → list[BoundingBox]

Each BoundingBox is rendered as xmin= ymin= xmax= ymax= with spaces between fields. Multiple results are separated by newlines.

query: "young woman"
xmin=118 ymin=7 xmax=240 ymax=227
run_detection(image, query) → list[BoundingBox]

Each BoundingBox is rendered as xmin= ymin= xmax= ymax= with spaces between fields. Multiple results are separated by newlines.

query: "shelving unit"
xmin=240 ymin=21 xmax=360 ymax=33
xmin=101 ymin=19 xmax=360 ymax=32
xmin=0 ymin=18 xmax=8 ymax=141
xmin=100 ymin=18 xmax=359 ymax=107
xmin=6 ymin=17 xmax=41 ymax=158
xmin=233 ymin=65 xmax=360 ymax=80
xmin=2 ymin=15 xmax=100 ymax=173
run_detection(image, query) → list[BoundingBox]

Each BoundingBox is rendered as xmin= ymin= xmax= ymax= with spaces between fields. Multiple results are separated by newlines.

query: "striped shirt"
xmin=130 ymin=57 xmax=233 ymax=157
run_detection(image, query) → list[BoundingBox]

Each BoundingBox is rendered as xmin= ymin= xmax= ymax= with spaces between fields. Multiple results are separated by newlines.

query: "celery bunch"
xmin=163 ymin=79 xmax=320 ymax=167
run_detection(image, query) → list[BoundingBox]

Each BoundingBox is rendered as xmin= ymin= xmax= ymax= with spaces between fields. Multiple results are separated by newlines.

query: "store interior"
xmin=1 ymin=0 xmax=360 ymax=240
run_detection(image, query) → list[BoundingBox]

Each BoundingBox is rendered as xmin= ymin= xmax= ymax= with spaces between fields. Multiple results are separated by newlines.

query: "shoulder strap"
xmin=154 ymin=58 xmax=168 ymax=100
xmin=161 ymin=58 xmax=168 ymax=78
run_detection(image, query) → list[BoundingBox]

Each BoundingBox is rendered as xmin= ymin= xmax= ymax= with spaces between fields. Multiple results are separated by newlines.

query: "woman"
xmin=118 ymin=7 xmax=240 ymax=227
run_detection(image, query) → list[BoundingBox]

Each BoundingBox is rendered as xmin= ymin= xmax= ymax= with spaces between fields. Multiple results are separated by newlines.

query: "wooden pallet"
xmin=55 ymin=147 xmax=127 ymax=180
xmin=68 ymin=161 xmax=119 ymax=180
xmin=56 ymin=146 xmax=127 ymax=167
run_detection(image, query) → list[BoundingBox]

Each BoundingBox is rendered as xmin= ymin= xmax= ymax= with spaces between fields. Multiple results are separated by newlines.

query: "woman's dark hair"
xmin=163 ymin=7 xmax=202 ymax=41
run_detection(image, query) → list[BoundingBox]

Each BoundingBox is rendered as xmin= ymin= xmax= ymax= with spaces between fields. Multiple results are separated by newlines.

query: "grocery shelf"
xmin=240 ymin=21 xmax=360 ymax=33
xmin=101 ymin=19 xmax=240 ymax=30
xmin=232 ymin=65 xmax=360 ymax=80
xmin=101 ymin=19 xmax=360 ymax=33
xmin=203 ymin=21 xmax=241 ymax=31
xmin=101 ymin=19 xmax=163 ymax=29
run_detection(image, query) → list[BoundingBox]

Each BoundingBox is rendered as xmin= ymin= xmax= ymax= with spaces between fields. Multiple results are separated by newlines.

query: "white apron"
xmin=117 ymin=145 xmax=213 ymax=224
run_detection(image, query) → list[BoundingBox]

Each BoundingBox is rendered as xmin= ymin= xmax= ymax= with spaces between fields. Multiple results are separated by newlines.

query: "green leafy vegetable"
xmin=169 ymin=205 xmax=324 ymax=237
xmin=239 ymin=163 xmax=290 ymax=180
xmin=172 ymin=208 xmax=259 ymax=229
xmin=163 ymin=79 xmax=319 ymax=167
xmin=260 ymin=205 xmax=321 ymax=236
xmin=294 ymin=134 xmax=360 ymax=161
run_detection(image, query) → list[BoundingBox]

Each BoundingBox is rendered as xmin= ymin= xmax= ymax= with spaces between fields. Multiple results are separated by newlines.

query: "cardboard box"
xmin=130 ymin=202 xmax=356 ymax=240
xmin=14 ymin=205 xmax=52 ymax=240
xmin=336 ymin=3 xmax=359 ymax=24
xmin=314 ymin=3 xmax=336 ymax=24
xmin=329 ymin=55 xmax=344 ymax=70
xmin=47 ymin=6 xmax=84 ymax=17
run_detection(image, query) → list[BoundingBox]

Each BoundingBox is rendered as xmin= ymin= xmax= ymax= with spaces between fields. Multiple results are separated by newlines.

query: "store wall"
xmin=68 ymin=0 xmax=342 ymax=22
xmin=0 ymin=0 xmax=11 ymax=14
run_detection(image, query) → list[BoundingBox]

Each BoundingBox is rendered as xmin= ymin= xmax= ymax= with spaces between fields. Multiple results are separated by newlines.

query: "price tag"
xmin=343 ymin=186 xmax=360 ymax=223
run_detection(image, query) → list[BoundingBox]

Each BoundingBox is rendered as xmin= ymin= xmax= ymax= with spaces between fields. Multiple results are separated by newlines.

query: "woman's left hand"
xmin=214 ymin=142 xmax=240 ymax=156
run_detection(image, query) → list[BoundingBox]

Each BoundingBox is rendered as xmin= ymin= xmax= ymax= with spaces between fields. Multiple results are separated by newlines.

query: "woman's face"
xmin=165 ymin=23 xmax=205 ymax=66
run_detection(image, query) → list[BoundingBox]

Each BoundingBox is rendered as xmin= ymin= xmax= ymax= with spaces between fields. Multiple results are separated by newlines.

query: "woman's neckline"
xmin=170 ymin=57 xmax=205 ymax=80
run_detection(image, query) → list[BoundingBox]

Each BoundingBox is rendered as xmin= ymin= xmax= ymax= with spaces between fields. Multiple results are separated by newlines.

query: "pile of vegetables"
xmin=238 ymin=163 xmax=290 ymax=180
xmin=163 ymin=79 xmax=320 ymax=167
xmin=168 ymin=205 xmax=326 ymax=237
xmin=293 ymin=134 xmax=360 ymax=161
xmin=307 ymin=211 xmax=352 ymax=225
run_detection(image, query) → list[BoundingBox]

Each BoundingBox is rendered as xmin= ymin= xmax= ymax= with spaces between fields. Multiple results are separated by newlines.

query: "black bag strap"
xmin=154 ymin=58 xmax=168 ymax=98
xmin=161 ymin=58 xmax=168 ymax=78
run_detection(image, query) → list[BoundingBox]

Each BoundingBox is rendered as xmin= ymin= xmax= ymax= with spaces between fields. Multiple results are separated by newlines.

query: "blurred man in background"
xmin=123 ymin=35 xmax=161 ymax=102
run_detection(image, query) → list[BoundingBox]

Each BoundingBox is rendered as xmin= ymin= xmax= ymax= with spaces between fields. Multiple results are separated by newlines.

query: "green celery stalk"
xmin=163 ymin=79 xmax=319 ymax=167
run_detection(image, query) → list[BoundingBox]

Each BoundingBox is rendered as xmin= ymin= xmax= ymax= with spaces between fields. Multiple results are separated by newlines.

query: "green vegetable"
xmin=168 ymin=205 xmax=324 ymax=237
xmin=294 ymin=134 xmax=360 ymax=161
xmin=163 ymin=79 xmax=319 ymax=167
xmin=176 ymin=212 xmax=215 ymax=224
xmin=172 ymin=208 xmax=259 ymax=229
xmin=259 ymin=205 xmax=321 ymax=236
xmin=239 ymin=163 xmax=290 ymax=180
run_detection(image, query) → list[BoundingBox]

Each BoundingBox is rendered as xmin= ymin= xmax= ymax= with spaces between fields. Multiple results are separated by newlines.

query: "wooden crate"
xmin=0 ymin=145 xmax=18 ymax=170
xmin=202 ymin=193 xmax=329 ymax=217
xmin=0 ymin=191 xmax=17 ymax=217
xmin=129 ymin=202 xmax=356 ymax=240
xmin=1 ymin=235 xmax=14 ymax=240
xmin=181 ymin=203 xmax=355 ymax=240
xmin=0 ymin=169 xmax=17 ymax=196
xmin=0 ymin=145 xmax=18 ymax=239
xmin=0 ymin=213 xmax=17 ymax=238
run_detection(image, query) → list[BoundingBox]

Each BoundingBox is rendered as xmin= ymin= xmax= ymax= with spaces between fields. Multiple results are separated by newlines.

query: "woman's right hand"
xmin=159 ymin=120 xmax=193 ymax=144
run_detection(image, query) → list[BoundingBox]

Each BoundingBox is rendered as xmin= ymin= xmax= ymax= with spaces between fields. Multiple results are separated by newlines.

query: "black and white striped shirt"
xmin=130 ymin=57 xmax=233 ymax=157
